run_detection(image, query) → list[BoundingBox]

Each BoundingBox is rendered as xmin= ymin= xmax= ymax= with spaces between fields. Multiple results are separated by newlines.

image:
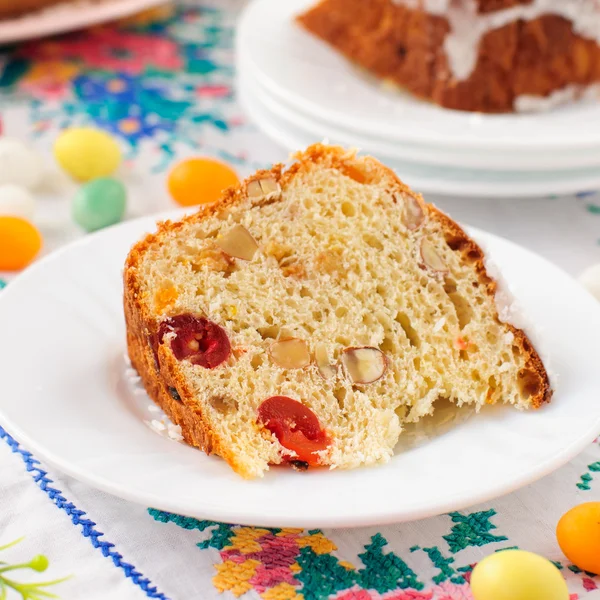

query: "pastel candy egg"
xmin=0 ymin=216 xmax=42 ymax=271
xmin=557 ymin=502 xmax=600 ymax=575
xmin=0 ymin=138 xmax=43 ymax=190
xmin=0 ymin=184 xmax=36 ymax=220
xmin=168 ymin=157 xmax=239 ymax=206
xmin=72 ymin=177 xmax=126 ymax=232
xmin=471 ymin=550 xmax=569 ymax=600
xmin=54 ymin=127 xmax=121 ymax=181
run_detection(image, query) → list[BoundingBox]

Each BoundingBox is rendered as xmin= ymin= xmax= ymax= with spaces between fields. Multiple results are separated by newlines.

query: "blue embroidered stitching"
xmin=0 ymin=426 xmax=168 ymax=600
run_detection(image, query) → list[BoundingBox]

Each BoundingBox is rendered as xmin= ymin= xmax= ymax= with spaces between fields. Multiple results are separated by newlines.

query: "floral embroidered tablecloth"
xmin=1 ymin=2 xmax=600 ymax=599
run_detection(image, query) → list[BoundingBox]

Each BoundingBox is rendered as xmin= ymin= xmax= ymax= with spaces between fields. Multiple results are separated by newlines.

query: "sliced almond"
xmin=403 ymin=196 xmax=426 ymax=230
xmin=269 ymin=338 xmax=310 ymax=369
xmin=314 ymin=344 xmax=337 ymax=380
xmin=420 ymin=239 xmax=447 ymax=273
xmin=215 ymin=224 xmax=258 ymax=261
xmin=247 ymin=177 xmax=281 ymax=202
xmin=341 ymin=347 xmax=387 ymax=384
xmin=394 ymin=193 xmax=425 ymax=230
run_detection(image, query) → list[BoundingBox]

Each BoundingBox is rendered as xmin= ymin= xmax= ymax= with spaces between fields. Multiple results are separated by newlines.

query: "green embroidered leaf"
xmin=443 ymin=510 xmax=508 ymax=553
xmin=295 ymin=547 xmax=358 ymax=600
xmin=357 ymin=533 xmax=423 ymax=592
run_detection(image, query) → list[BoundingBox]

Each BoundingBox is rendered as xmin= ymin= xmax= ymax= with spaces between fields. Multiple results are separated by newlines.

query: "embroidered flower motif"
xmin=22 ymin=30 xmax=182 ymax=75
xmin=583 ymin=578 xmax=598 ymax=591
xmin=247 ymin=533 xmax=300 ymax=569
xmin=432 ymin=581 xmax=474 ymax=600
xmin=229 ymin=528 xmax=271 ymax=554
xmin=384 ymin=591 xmax=433 ymax=600
xmin=213 ymin=559 xmax=261 ymax=597
xmin=250 ymin=564 xmax=298 ymax=593
xmin=20 ymin=61 xmax=80 ymax=100
xmin=297 ymin=533 xmax=338 ymax=555
xmin=261 ymin=582 xmax=305 ymax=600
xmin=335 ymin=589 xmax=376 ymax=600
xmin=70 ymin=73 xmax=184 ymax=143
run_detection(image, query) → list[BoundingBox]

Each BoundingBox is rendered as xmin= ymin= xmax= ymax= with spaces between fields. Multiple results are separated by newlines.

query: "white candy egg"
xmin=0 ymin=138 xmax=43 ymax=190
xmin=0 ymin=184 xmax=36 ymax=220
xmin=579 ymin=263 xmax=600 ymax=302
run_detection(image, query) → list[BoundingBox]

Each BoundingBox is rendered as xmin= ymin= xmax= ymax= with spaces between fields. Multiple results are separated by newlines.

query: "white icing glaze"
xmin=480 ymin=244 xmax=558 ymax=392
xmin=515 ymin=83 xmax=600 ymax=111
xmin=578 ymin=263 xmax=600 ymax=302
xmin=393 ymin=0 xmax=600 ymax=81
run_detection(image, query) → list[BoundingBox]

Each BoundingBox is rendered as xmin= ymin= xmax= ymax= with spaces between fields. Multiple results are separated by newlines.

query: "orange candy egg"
xmin=167 ymin=158 xmax=239 ymax=207
xmin=0 ymin=216 xmax=42 ymax=271
xmin=557 ymin=502 xmax=600 ymax=575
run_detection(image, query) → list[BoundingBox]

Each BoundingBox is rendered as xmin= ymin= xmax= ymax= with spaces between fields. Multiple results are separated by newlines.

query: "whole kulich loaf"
xmin=298 ymin=0 xmax=600 ymax=113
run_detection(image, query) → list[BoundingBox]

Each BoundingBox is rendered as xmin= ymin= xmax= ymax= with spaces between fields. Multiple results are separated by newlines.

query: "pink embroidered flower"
xmin=196 ymin=84 xmax=231 ymax=98
xmin=22 ymin=30 xmax=182 ymax=75
xmin=245 ymin=533 xmax=300 ymax=569
xmin=335 ymin=589 xmax=378 ymax=600
xmin=583 ymin=577 xmax=598 ymax=591
xmin=433 ymin=581 xmax=474 ymax=600
xmin=219 ymin=550 xmax=246 ymax=564
xmin=248 ymin=564 xmax=298 ymax=593
xmin=384 ymin=589 xmax=433 ymax=600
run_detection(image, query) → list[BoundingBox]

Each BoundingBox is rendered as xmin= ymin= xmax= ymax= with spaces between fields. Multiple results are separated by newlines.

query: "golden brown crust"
xmin=297 ymin=0 xmax=600 ymax=113
xmin=124 ymin=143 xmax=551 ymax=477
xmin=428 ymin=206 xmax=551 ymax=408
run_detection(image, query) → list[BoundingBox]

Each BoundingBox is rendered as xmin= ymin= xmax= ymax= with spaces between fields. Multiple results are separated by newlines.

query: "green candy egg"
xmin=72 ymin=177 xmax=126 ymax=232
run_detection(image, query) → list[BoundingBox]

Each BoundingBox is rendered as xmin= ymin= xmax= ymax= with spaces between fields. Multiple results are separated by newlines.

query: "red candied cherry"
xmin=257 ymin=396 xmax=331 ymax=467
xmin=158 ymin=314 xmax=231 ymax=368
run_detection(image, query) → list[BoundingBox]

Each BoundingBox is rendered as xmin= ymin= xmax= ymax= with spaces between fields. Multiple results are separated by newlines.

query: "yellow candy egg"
xmin=557 ymin=502 xmax=600 ymax=575
xmin=471 ymin=550 xmax=569 ymax=600
xmin=54 ymin=127 xmax=121 ymax=181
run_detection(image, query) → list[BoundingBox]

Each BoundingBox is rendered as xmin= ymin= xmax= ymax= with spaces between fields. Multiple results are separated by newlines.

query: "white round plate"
xmin=1 ymin=213 xmax=600 ymax=528
xmin=240 ymin=78 xmax=600 ymax=198
xmin=0 ymin=0 xmax=168 ymax=44
xmin=238 ymin=0 xmax=600 ymax=151
xmin=239 ymin=68 xmax=600 ymax=172
xmin=240 ymin=59 xmax=600 ymax=172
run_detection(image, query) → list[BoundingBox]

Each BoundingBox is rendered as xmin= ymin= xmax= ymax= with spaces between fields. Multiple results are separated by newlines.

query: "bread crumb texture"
xmin=124 ymin=144 xmax=551 ymax=478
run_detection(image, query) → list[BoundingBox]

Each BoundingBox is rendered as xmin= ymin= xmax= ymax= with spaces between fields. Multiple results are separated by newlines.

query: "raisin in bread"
xmin=124 ymin=144 xmax=551 ymax=479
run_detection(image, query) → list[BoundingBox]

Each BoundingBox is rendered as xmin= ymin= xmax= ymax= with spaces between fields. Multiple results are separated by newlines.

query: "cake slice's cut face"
xmin=135 ymin=150 xmax=548 ymax=477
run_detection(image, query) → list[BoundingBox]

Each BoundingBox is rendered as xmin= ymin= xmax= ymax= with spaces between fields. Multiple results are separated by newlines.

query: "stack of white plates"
xmin=236 ymin=0 xmax=600 ymax=198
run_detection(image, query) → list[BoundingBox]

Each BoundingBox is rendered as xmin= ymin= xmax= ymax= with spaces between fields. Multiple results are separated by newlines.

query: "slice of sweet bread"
xmin=124 ymin=144 xmax=551 ymax=478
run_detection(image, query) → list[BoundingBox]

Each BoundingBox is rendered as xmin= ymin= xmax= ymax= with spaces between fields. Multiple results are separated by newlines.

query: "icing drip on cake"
xmin=515 ymin=83 xmax=600 ymax=111
xmin=393 ymin=0 xmax=600 ymax=81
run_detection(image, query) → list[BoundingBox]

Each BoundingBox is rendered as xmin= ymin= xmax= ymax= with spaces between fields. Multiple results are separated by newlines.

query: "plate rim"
xmin=238 ymin=79 xmax=600 ymax=199
xmin=238 ymin=67 xmax=600 ymax=173
xmin=0 ymin=0 xmax=169 ymax=45
xmin=238 ymin=61 xmax=600 ymax=172
xmin=1 ymin=212 xmax=600 ymax=528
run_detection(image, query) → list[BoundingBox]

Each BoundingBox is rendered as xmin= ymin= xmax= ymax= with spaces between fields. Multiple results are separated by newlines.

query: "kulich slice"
xmin=124 ymin=144 xmax=551 ymax=478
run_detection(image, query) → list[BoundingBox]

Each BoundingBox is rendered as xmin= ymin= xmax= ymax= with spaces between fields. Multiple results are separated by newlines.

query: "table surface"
xmin=0 ymin=1 xmax=599 ymax=599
